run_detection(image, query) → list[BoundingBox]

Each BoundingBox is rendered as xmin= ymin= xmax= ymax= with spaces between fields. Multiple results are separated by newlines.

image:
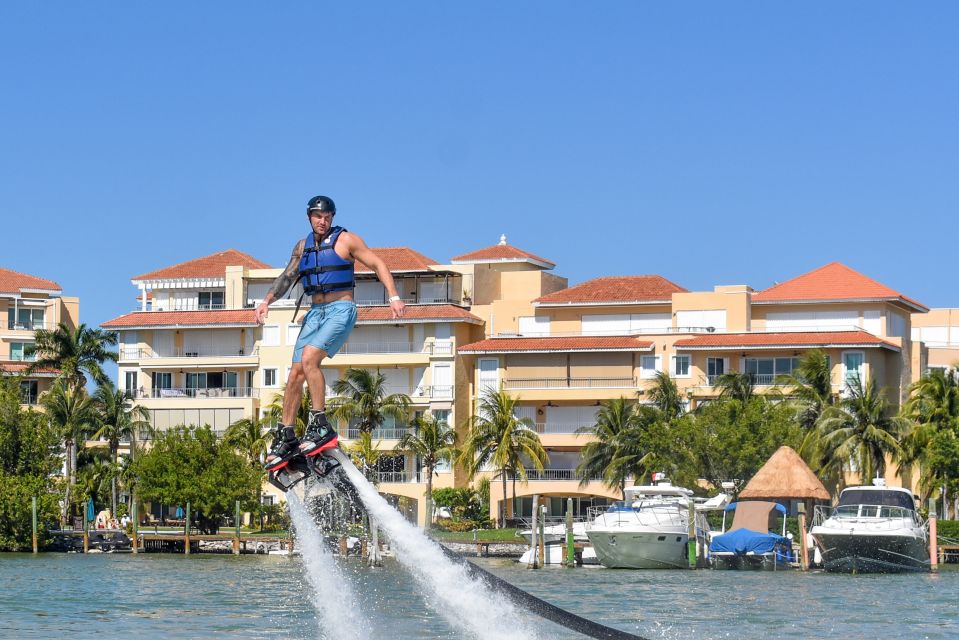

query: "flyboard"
xmin=269 ymin=450 xmax=650 ymax=640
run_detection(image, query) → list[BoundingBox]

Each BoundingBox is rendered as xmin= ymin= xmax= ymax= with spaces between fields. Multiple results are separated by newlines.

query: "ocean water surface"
xmin=0 ymin=553 xmax=956 ymax=639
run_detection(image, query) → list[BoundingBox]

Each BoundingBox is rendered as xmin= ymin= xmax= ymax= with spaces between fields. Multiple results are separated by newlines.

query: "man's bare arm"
xmin=255 ymin=240 xmax=304 ymax=324
xmin=346 ymin=233 xmax=406 ymax=319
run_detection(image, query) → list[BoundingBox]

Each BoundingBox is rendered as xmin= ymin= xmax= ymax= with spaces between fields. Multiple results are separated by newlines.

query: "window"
xmin=640 ymin=355 xmax=662 ymax=379
xmin=20 ymin=380 xmax=38 ymax=405
xmin=675 ymin=310 xmax=727 ymax=332
xmin=707 ymin=357 xmax=727 ymax=383
xmin=198 ymin=291 xmax=224 ymax=310
xmin=672 ymin=354 xmax=691 ymax=377
xmin=478 ymin=358 xmax=499 ymax=392
xmin=8 ymin=308 xmax=44 ymax=330
xmin=887 ymin=312 xmax=906 ymax=338
xmin=10 ymin=342 xmax=34 ymax=362
xmin=843 ymin=351 xmax=865 ymax=388
xmin=124 ymin=372 xmax=138 ymax=394
xmin=151 ymin=372 xmax=172 ymax=397
xmin=287 ymin=324 xmax=300 ymax=345
xmin=263 ymin=368 xmax=278 ymax=387
xmin=261 ymin=325 xmax=279 ymax=346
xmin=744 ymin=357 xmax=798 ymax=384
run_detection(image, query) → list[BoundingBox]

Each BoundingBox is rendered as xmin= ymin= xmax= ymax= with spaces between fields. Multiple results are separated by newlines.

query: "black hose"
xmin=437 ymin=545 xmax=649 ymax=640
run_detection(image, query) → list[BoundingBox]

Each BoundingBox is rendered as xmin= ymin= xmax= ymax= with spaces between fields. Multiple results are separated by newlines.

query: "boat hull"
xmin=812 ymin=532 xmax=929 ymax=573
xmin=710 ymin=551 xmax=793 ymax=570
xmin=586 ymin=530 xmax=689 ymax=569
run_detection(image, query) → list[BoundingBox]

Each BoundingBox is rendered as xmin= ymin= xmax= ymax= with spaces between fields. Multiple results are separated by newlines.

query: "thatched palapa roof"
xmin=738 ymin=446 xmax=830 ymax=501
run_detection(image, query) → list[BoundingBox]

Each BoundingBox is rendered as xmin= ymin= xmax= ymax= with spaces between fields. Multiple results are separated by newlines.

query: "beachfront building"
xmin=457 ymin=260 xmax=928 ymax=522
xmin=0 ymin=267 xmax=79 ymax=407
xmin=911 ymin=308 xmax=959 ymax=374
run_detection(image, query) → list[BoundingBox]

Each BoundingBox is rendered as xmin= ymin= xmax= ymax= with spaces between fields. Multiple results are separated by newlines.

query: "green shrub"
xmin=937 ymin=519 xmax=959 ymax=541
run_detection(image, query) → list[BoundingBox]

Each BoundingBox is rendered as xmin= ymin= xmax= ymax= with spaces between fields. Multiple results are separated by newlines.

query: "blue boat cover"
xmin=709 ymin=528 xmax=788 ymax=555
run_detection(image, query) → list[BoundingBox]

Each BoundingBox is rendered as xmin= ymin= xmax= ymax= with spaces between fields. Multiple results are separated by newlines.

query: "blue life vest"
xmin=298 ymin=226 xmax=354 ymax=295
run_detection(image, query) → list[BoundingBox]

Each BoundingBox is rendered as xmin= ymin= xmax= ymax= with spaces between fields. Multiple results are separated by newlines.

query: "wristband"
xmin=389 ymin=295 xmax=401 ymax=303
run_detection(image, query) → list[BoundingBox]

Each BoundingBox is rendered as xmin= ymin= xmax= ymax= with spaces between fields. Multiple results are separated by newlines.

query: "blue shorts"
xmin=292 ymin=301 xmax=358 ymax=363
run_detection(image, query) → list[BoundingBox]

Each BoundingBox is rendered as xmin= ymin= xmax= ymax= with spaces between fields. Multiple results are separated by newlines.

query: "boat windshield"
xmin=837 ymin=489 xmax=914 ymax=511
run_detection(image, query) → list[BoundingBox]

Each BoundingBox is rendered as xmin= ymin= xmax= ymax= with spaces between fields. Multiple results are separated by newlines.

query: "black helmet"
xmin=306 ymin=195 xmax=336 ymax=215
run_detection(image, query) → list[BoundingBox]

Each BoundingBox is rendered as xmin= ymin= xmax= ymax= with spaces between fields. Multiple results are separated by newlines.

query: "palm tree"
xmin=265 ymin=384 xmax=313 ymax=437
xmin=329 ymin=368 xmax=411 ymax=435
xmin=394 ymin=414 xmax=458 ymax=528
xmin=458 ymin=389 xmax=548 ymax=528
xmin=348 ymin=432 xmax=384 ymax=483
xmin=640 ymin=371 xmax=685 ymax=421
xmin=224 ymin=415 xmax=274 ymax=469
xmin=901 ymin=368 xmax=959 ymax=499
xmin=577 ymin=398 xmax=656 ymax=499
xmin=777 ymin=349 xmax=835 ymax=430
xmin=91 ymin=382 xmax=153 ymax=515
xmin=814 ymin=377 xmax=906 ymax=484
xmin=715 ymin=372 xmax=755 ymax=406
xmin=26 ymin=323 xmax=118 ymax=388
xmin=42 ymin=380 xmax=96 ymax=526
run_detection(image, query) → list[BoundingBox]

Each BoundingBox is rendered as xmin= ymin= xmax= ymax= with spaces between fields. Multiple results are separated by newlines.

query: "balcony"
xmin=704 ymin=373 xmax=776 ymax=386
xmin=134 ymin=387 xmax=259 ymax=399
xmin=121 ymin=347 xmax=257 ymax=359
xmin=338 ymin=340 xmax=452 ymax=356
xmin=503 ymin=377 xmax=636 ymax=390
xmin=536 ymin=422 xmax=593 ymax=435
xmin=375 ymin=470 xmax=424 ymax=483
xmin=6 ymin=320 xmax=50 ymax=332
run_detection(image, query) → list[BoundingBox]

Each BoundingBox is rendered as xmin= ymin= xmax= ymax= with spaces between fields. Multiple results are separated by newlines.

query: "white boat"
xmin=585 ymin=481 xmax=710 ymax=569
xmin=811 ymin=479 xmax=929 ymax=573
xmin=709 ymin=501 xmax=795 ymax=570
xmin=518 ymin=520 xmax=589 ymax=546
xmin=518 ymin=543 xmax=599 ymax=565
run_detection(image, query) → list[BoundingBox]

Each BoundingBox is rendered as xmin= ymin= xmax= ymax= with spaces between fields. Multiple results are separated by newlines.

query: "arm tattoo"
xmin=266 ymin=241 xmax=304 ymax=301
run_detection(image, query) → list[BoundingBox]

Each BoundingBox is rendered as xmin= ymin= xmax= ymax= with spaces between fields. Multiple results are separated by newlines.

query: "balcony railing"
xmin=503 ymin=377 xmax=636 ymax=390
xmin=376 ymin=471 xmax=424 ymax=483
xmin=346 ymin=427 xmax=411 ymax=440
xmin=507 ymin=468 xmax=580 ymax=481
xmin=7 ymin=354 xmax=36 ymax=362
xmin=6 ymin=321 xmax=50 ymax=331
xmin=536 ymin=422 xmax=593 ymax=435
xmin=134 ymin=387 xmax=258 ymax=399
xmin=338 ymin=341 xmax=449 ymax=355
xmin=705 ymin=373 xmax=778 ymax=386
xmin=120 ymin=348 xmax=257 ymax=360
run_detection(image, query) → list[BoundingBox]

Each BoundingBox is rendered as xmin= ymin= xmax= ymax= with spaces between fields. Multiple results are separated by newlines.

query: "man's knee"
xmin=288 ymin=364 xmax=305 ymax=385
xmin=301 ymin=347 xmax=328 ymax=371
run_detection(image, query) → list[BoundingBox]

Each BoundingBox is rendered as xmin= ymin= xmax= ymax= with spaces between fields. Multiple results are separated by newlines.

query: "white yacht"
xmin=585 ymin=481 xmax=709 ymax=569
xmin=810 ymin=479 xmax=929 ymax=573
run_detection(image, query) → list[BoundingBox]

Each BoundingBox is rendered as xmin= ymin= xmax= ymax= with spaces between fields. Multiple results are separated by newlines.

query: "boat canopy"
xmin=710 ymin=528 xmax=789 ymax=555
xmin=724 ymin=501 xmax=787 ymax=514
xmin=838 ymin=489 xmax=915 ymax=510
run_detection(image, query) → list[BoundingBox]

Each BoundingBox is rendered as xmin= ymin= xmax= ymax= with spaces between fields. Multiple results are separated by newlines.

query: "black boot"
xmin=264 ymin=425 xmax=299 ymax=471
xmin=299 ymin=411 xmax=338 ymax=457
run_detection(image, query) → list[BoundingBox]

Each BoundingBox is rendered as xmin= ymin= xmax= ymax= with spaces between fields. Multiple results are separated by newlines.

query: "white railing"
xmin=119 ymin=347 xmax=257 ymax=360
xmin=537 ymin=422 xmax=593 ymax=435
xmin=339 ymin=342 xmax=431 ymax=355
xmin=508 ymin=468 xmax=580 ymax=481
xmin=504 ymin=377 xmax=636 ymax=390
xmin=813 ymin=504 xmax=924 ymax=530
xmin=496 ymin=327 xmax=715 ymax=338
xmin=6 ymin=321 xmax=51 ymax=331
xmin=346 ymin=427 xmax=411 ymax=440
xmin=136 ymin=387 xmax=258 ymax=399
xmin=432 ymin=340 xmax=454 ymax=355
xmin=376 ymin=471 xmax=424 ymax=483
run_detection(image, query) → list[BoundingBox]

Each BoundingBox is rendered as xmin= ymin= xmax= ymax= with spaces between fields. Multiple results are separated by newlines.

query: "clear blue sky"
xmin=4 ymin=3 xmax=959 ymax=363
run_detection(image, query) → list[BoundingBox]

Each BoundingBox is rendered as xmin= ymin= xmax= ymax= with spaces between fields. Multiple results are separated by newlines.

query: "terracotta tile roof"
xmin=358 ymin=304 xmax=482 ymax=324
xmin=355 ymin=247 xmax=439 ymax=274
xmin=459 ymin=336 xmax=654 ymax=353
xmin=753 ymin=262 xmax=927 ymax=312
xmin=674 ymin=330 xmax=899 ymax=351
xmin=102 ymin=310 xmax=257 ymax=329
xmin=132 ymin=249 xmax=271 ymax=281
xmin=534 ymin=275 xmax=686 ymax=305
xmin=451 ymin=242 xmax=554 ymax=268
xmin=0 ymin=361 xmax=59 ymax=376
xmin=0 ymin=268 xmax=61 ymax=294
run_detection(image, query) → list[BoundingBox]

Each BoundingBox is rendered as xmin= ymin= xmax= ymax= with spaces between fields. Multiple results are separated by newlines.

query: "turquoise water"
xmin=1 ymin=553 xmax=957 ymax=639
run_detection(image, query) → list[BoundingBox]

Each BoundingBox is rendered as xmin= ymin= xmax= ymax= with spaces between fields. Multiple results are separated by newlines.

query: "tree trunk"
xmin=500 ymin=472 xmax=508 ymax=528
xmin=425 ymin=470 xmax=433 ymax=530
xmin=111 ymin=444 xmax=119 ymax=517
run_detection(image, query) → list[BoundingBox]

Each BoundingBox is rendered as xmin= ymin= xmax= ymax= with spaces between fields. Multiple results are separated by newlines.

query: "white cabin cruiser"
xmin=585 ymin=481 xmax=709 ymax=569
xmin=811 ymin=480 xmax=929 ymax=573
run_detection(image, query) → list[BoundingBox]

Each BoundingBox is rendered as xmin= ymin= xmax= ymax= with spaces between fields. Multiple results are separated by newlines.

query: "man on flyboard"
xmin=255 ymin=195 xmax=405 ymax=480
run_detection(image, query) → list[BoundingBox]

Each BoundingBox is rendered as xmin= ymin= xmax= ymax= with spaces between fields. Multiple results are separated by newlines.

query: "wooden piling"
xmin=184 ymin=503 xmax=191 ymax=555
xmin=233 ymin=500 xmax=241 ymax=555
xmin=339 ymin=536 xmax=348 ymax=556
xmin=538 ymin=503 xmax=546 ymax=567
xmin=798 ymin=503 xmax=809 ymax=571
xmin=31 ymin=496 xmax=38 ymax=554
xmin=565 ymin=498 xmax=574 ymax=567
xmin=687 ymin=499 xmax=696 ymax=568
xmin=131 ymin=499 xmax=138 ymax=554
xmin=83 ymin=512 xmax=89 ymax=554
xmin=929 ymin=498 xmax=939 ymax=572
xmin=529 ymin=494 xmax=539 ymax=569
